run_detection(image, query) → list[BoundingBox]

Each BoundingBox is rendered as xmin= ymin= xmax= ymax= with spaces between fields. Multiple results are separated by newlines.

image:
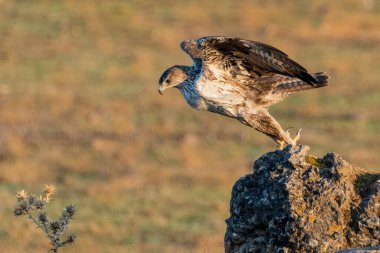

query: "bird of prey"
xmin=158 ymin=36 xmax=329 ymax=148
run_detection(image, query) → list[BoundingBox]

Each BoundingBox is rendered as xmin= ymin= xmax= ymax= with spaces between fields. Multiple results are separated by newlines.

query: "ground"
xmin=0 ymin=1 xmax=379 ymax=252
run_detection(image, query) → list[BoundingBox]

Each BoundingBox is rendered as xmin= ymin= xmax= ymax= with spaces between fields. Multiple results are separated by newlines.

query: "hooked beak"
xmin=158 ymin=86 xmax=165 ymax=95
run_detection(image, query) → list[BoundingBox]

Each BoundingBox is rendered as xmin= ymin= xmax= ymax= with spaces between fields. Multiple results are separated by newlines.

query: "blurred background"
xmin=0 ymin=1 xmax=379 ymax=252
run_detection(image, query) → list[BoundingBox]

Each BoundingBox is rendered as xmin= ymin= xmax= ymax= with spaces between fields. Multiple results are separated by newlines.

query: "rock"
xmin=225 ymin=145 xmax=380 ymax=253
xmin=337 ymin=245 xmax=380 ymax=253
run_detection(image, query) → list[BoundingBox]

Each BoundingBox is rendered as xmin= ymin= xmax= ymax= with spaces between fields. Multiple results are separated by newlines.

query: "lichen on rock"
xmin=225 ymin=145 xmax=380 ymax=253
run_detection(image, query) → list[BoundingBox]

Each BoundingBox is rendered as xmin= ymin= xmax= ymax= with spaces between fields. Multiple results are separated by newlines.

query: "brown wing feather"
xmin=197 ymin=36 xmax=319 ymax=86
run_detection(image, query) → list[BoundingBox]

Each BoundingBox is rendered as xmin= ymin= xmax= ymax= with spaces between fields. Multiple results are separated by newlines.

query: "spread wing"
xmin=183 ymin=36 xmax=318 ymax=86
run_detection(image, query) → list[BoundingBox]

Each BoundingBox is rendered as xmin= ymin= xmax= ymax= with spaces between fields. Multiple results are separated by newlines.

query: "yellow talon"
xmin=285 ymin=127 xmax=293 ymax=137
xmin=293 ymin=128 xmax=302 ymax=144
xmin=278 ymin=128 xmax=302 ymax=150
xmin=287 ymin=128 xmax=302 ymax=145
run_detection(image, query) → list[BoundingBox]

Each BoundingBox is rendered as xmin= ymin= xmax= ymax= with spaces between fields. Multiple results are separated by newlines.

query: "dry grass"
xmin=0 ymin=1 xmax=379 ymax=252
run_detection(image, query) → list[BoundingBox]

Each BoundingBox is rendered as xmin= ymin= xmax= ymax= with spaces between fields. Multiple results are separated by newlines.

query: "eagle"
xmin=158 ymin=36 xmax=329 ymax=148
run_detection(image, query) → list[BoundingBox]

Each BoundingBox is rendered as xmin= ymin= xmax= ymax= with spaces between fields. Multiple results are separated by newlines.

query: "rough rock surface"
xmin=225 ymin=145 xmax=380 ymax=253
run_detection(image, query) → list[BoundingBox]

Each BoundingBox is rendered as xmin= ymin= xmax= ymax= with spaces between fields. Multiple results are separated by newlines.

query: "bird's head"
xmin=158 ymin=66 xmax=188 ymax=95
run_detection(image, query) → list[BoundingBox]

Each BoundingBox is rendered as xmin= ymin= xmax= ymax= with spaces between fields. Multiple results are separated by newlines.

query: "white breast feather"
xmin=196 ymin=76 xmax=245 ymax=117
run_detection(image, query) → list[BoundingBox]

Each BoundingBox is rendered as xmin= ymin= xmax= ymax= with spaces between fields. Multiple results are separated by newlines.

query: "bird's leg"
xmin=278 ymin=140 xmax=286 ymax=150
xmin=246 ymin=110 xmax=294 ymax=149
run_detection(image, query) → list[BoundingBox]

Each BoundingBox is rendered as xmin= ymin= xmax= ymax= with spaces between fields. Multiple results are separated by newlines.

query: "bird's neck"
xmin=176 ymin=66 xmax=200 ymax=109
xmin=176 ymin=65 xmax=198 ymax=90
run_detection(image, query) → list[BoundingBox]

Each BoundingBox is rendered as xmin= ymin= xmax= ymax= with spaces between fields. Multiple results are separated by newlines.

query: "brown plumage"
xmin=158 ymin=36 xmax=329 ymax=147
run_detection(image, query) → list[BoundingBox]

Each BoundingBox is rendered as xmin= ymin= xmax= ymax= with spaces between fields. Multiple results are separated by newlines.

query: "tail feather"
xmin=275 ymin=72 xmax=329 ymax=93
xmin=312 ymin=72 xmax=329 ymax=87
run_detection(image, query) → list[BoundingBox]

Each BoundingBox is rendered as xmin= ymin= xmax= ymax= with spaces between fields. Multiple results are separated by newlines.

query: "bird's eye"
xmin=165 ymin=79 xmax=170 ymax=84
